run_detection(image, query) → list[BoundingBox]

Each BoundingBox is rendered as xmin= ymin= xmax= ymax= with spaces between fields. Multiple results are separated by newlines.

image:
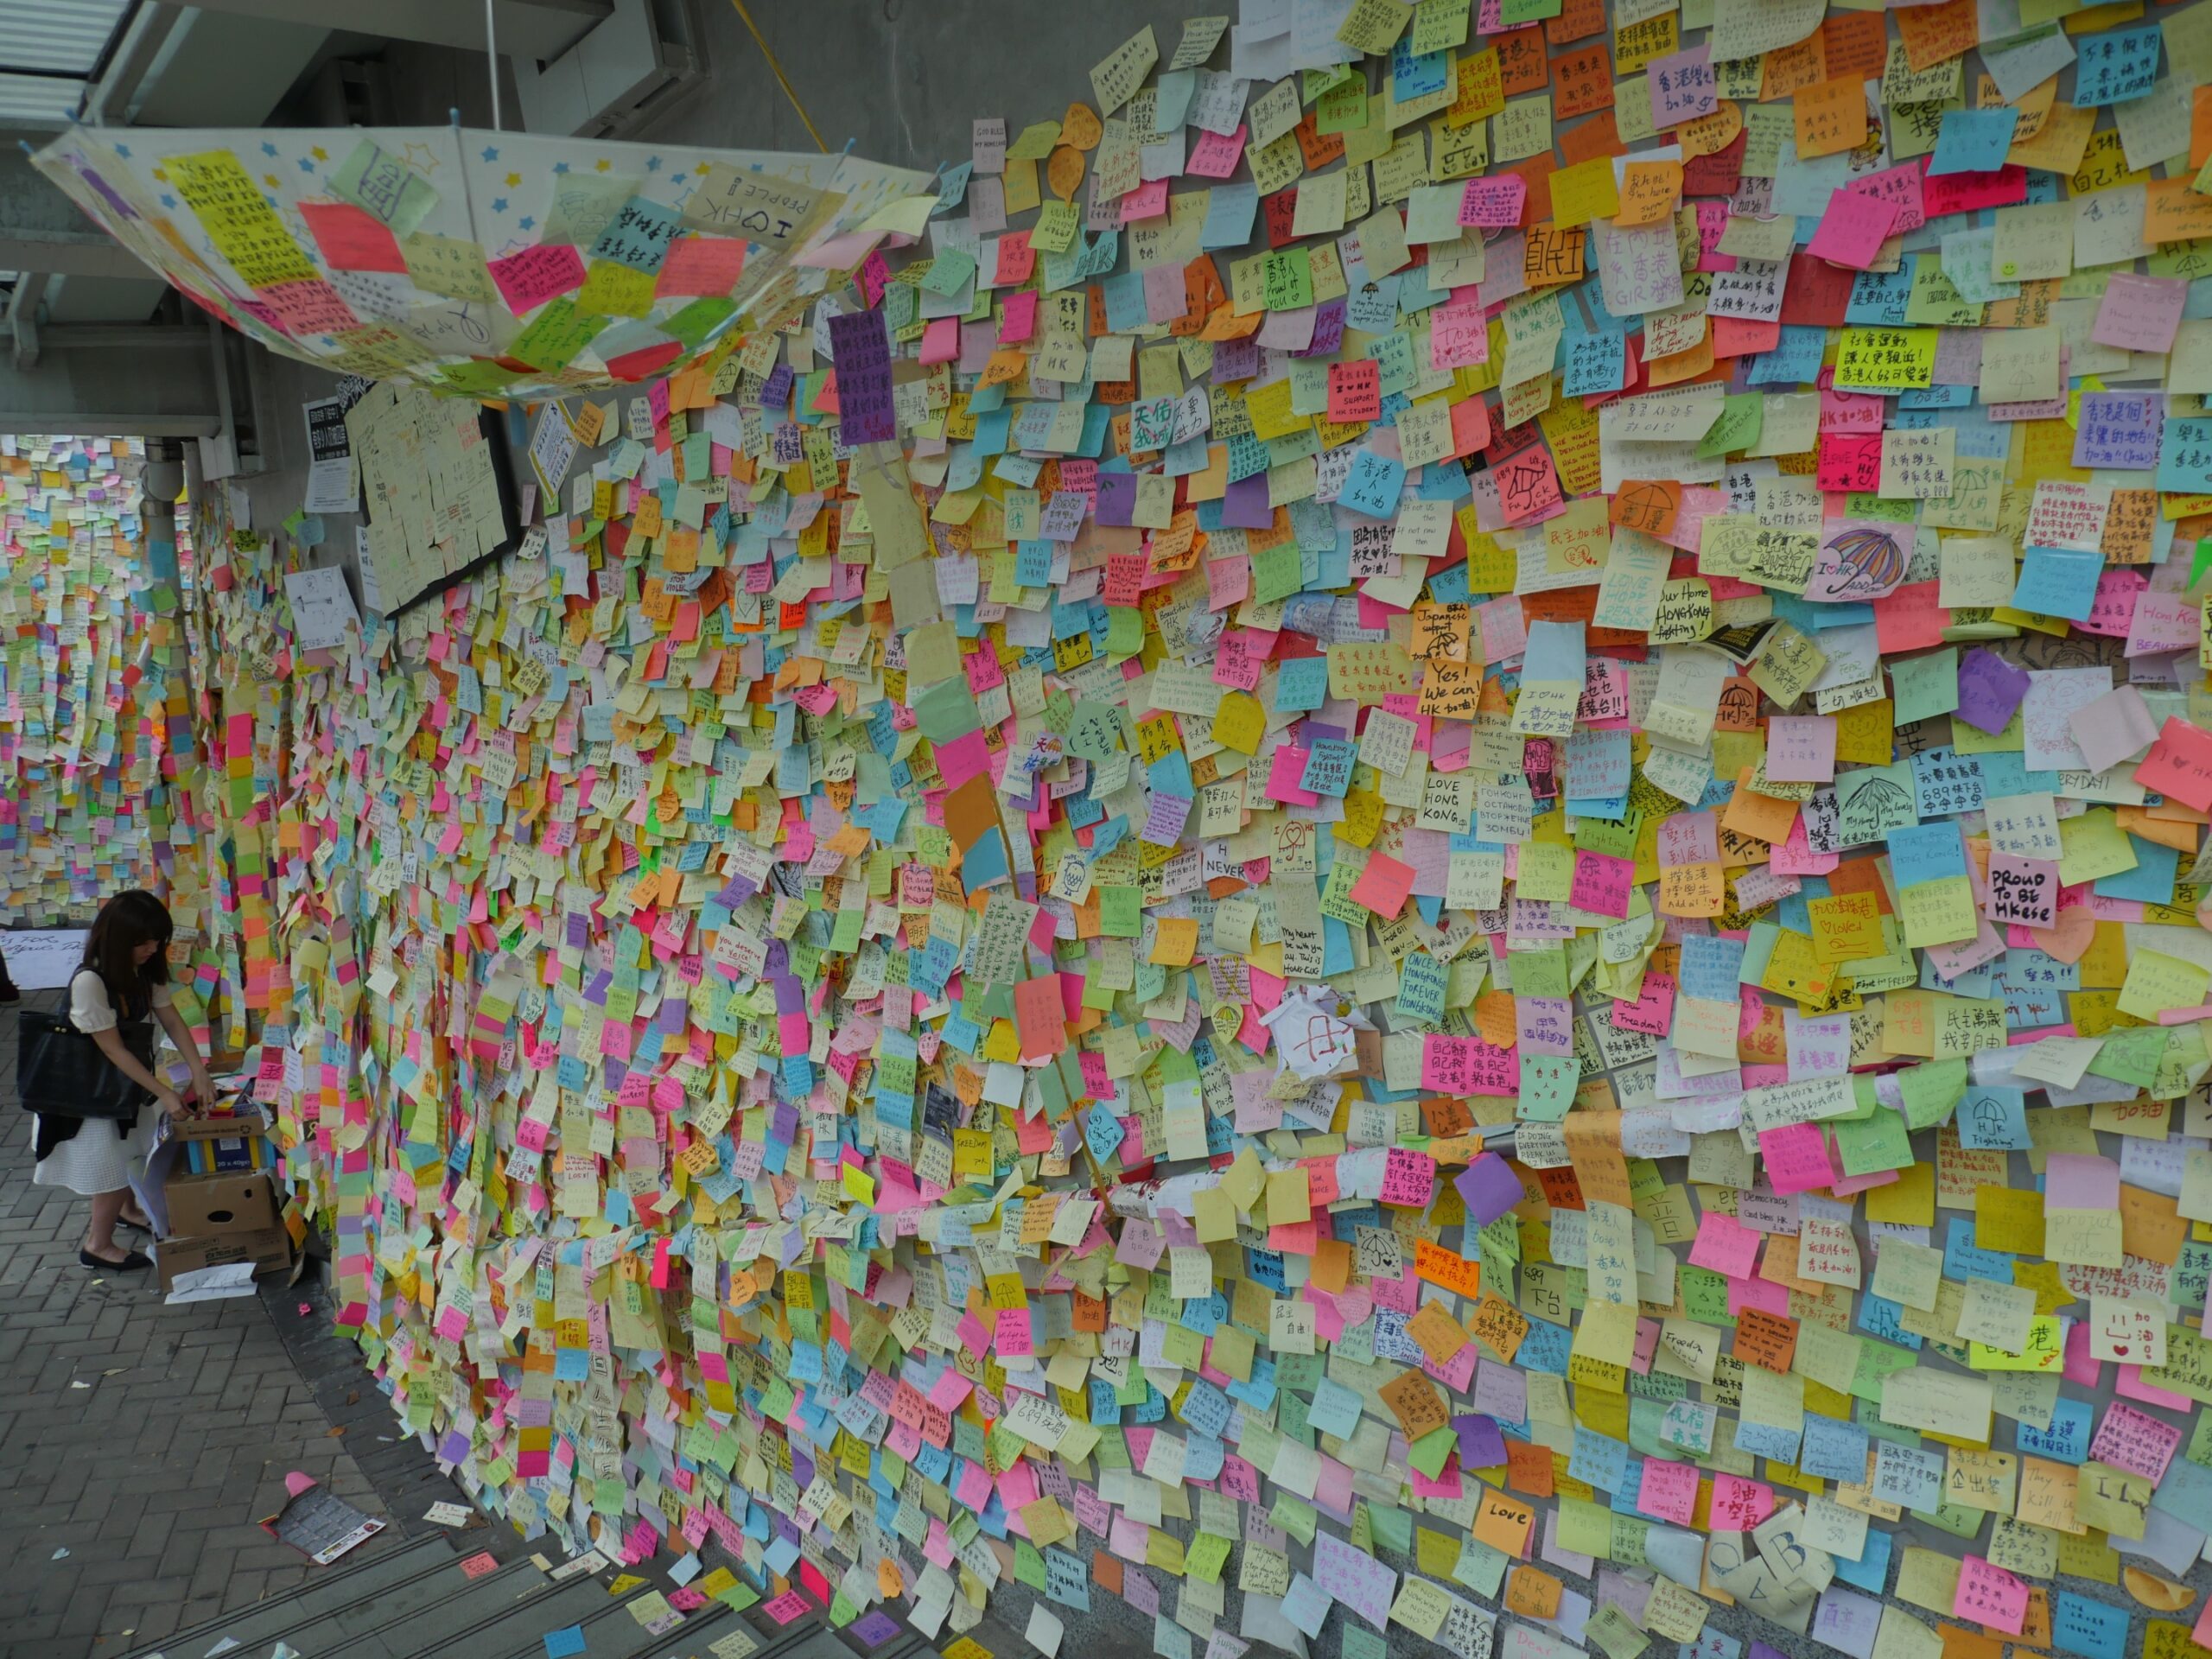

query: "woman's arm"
xmin=154 ymin=1003 xmax=217 ymax=1101
xmin=90 ymin=1024 xmax=188 ymax=1117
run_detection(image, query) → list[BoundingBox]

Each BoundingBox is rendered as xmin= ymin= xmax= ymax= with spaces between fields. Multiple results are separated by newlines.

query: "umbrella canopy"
xmin=31 ymin=124 xmax=938 ymax=400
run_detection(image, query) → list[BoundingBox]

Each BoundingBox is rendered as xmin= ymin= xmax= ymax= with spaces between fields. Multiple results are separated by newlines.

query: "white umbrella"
xmin=30 ymin=124 xmax=938 ymax=401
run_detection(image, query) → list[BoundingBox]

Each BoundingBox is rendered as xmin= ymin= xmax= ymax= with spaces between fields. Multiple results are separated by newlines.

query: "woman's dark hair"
xmin=81 ymin=889 xmax=174 ymax=1019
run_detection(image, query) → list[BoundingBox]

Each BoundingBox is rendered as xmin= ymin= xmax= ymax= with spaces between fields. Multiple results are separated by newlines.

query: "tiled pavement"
xmin=0 ymin=988 xmax=483 ymax=1659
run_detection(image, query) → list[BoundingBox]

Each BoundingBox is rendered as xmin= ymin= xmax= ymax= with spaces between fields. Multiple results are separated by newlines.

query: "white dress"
xmin=29 ymin=970 xmax=172 ymax=1197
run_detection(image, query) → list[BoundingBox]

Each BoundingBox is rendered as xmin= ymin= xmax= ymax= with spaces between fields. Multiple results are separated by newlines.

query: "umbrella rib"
xmin=727 ymin=0 xmax=829 ymax=155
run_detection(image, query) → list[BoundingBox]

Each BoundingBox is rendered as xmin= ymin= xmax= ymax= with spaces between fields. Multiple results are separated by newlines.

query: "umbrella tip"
xmin=449 ymin=107 xmax=461 ymax=126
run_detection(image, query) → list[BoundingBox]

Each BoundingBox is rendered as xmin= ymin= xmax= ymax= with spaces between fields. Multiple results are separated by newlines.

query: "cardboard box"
xmin=165 ymin=1104 xmax=276 ymax=1174
xmin=156 ymin=1226 xmax=291 ymax=1293
xmin=164 ymin=1170 xmax=278 ymax=1236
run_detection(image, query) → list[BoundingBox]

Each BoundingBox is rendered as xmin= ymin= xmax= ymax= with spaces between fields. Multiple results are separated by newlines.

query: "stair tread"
xmin=118 ymin=1531 xmax=456 ymax=1659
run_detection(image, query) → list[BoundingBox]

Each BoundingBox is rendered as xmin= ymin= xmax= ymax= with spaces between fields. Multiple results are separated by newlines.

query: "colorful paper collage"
xmin=108 ymin=3 xmax=2212 ymax=1659
xmin=29 ymin=126 xmax=936 ymax=403
xmin=0 ymin=438 xmax=193 ymax=928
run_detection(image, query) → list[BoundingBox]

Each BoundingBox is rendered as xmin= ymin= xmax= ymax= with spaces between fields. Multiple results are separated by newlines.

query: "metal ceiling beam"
xmin=86 ymin=0 xmax=181 ymax=124
xmin=176 ymin=0 xmax=610 ymax=60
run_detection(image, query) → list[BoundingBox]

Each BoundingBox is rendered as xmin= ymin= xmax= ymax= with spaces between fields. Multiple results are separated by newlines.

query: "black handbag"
xmin=16 ymin=1007 xmax=156 ymax=1121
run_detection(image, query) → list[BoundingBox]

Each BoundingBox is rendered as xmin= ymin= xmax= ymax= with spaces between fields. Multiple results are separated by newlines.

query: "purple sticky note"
xmin=1096 ymin=472 xmax=1139 ymax=526
xmin=1955 ymin=646 xmax=2031 ymax=735
xmin=827 ymin=307 xmax=896 ymax=444
xmin=1453 ymin=1413 xmax=1508 ymax=1468
xmin=2073 ymin=391 xmax=2162 ymax=469
xmin=852 ymin=1611 xmax=903 ymax=1648
xmin=1222 ymin=472 xmax=1277 ymax=530
xmin=1454 ymin=1151 xmax=1524 ymax=1227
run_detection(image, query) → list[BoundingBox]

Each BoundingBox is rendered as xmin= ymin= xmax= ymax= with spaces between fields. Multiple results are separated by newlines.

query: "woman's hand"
xmin=156 ymin=1088 xmax=191 ymax=1120
xmin=187 ymin=1067 xmax=218 ymax=1108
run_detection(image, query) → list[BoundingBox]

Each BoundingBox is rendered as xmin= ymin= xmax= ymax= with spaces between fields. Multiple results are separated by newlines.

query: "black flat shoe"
xmin=79 ymin=1249 xmax=151 ymax=1271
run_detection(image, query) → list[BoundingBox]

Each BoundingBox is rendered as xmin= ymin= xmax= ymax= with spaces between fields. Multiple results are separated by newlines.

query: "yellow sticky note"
xmin=1548 ymin=156 xmax=1620 ymax=226
xmin=2118 ymin=950 xmax=2210 ymax=1020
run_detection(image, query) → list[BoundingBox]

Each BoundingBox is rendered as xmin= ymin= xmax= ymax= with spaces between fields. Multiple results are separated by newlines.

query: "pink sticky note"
xmin=2046 ymin=1153 xmax=2120 ymax=1211
xmin=1759 ymin=1122 xmax=1835 ymax=1195
xmin=1569 ymin=851 xmax=1635 ymax=918
xmin=1186 ymin=125 xmax=1248 ymax=180
xmin=1806 ymin=188 xmax=1899 ymax=271
xmin=2069 ymin=683 xmax=2160 ymax=775
xmin=1637 ymin=1458 xmax=1700 ymax=1525
xmin=1689 ymin=1211 xmax=1763 ymax=1278
xmin=2091 ymin=271 xmax=2188 ymax=353
xmin=1707 ymin=1474 xmax=1773 ymax=1531
xmin=486 ymin=242 xmax=587 ymax=314
xmin=1765 ymin=715 xmax=1838 ymax=783
xmin=1459 ymin=175 xmax=1527 ymax=227
xmin=1954 ymin=1556 xmax=2029 ymax=1635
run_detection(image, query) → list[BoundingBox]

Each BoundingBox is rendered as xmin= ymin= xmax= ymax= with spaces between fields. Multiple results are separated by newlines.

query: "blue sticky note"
xmin=588 ymin=195 xmax=681 ymax=271
xmin=2011 ymin=546 xmax=2105 ymax=621
xmin=1751 ymin=326 xmax=1827 ymax=385
xmin=1523 ymin=619 xmax=1587 ymax=683
xmin=1277 ymin=656 xmax=1329 ymax=710
xmin=1389 ymin=38 xmax=1452 ymax=101
xmin=544 ymin=1627 xmax=587 ymax=1659
xmin=2052 ymin=1593 xmax=2128 ymax=1659
xmin=2157 ymin=416 xmax=2212 ymax=492
xmin=1831 ymin=1527 xmax=1891 ymax=1594
xmin=1958 ymin=1085 xmax=2030 ymax=1150
xmin=1928 ymin=107 xmax=2019 ymax=175
xmin=1201 ymin=182 xmax=1259 ymax=250
xmin=2072 ymin=25 xmax=2162 ymax=106
xmin=2017 ymin=1397 xmax=2094 ymax=1463
xmin=1680 ymin=935 xmax=1746 ymax=1001
xmin=1568 ymin=1426 xmax=1630 ymax=1492
xmin=1886 ymin=822 xmax=1967 ymax=889
xmin=1563 ymin=330 xmax=1626 ymax=397
xmin=1339 ymin=450 xmax=1407 ymax=518
xmin=2094 ymin=834 xmax=2177 ymax=903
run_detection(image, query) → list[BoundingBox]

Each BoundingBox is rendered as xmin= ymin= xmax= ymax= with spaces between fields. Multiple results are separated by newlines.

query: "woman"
xmin=31 ymin=891 xmax=216 ymax=1269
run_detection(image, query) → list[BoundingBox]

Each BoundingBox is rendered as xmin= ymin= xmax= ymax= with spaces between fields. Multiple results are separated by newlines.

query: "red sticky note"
xmin=2135 ymin=716 xmax=2212 ymax=811
xmin=1013 ymin=974 xmax=1066 ymax=1058
xmin=655 ymin=235 xmax=747 ymax=297
xmin=297 ymin=200 xmax=409 ymax=273
xmin=1349 ymin=852 xmax=1415 ymax=918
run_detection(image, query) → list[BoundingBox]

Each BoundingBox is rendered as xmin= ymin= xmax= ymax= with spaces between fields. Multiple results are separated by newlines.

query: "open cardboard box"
xmin=164 ymin=1170 xmax=278 ymax=1236
xmin=156 ymin=1226 xmax=291 ymax=1293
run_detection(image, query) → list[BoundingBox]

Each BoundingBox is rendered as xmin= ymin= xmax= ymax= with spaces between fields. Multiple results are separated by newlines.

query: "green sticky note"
xmin=1834 ymin=1106 xmax=1915 ymax=1176
xmin=1897 ymin=1057 xmax=1967 ymax=1130
xmin=1891 ymin=647 xmax=1961 ymax=724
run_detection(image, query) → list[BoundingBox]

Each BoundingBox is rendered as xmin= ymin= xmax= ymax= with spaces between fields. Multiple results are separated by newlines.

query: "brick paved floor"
xmin=0 ymin=988 xmax=444 ymax=1659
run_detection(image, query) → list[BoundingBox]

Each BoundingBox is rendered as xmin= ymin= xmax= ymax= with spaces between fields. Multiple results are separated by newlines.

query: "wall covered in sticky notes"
xmin=0 ymin=438 xmax=189 ymax=934
xmin=142 ymin=3 xmax=2212 ymax=1659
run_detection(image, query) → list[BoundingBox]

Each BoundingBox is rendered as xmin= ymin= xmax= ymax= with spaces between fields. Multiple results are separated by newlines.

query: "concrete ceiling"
xmin=1 ymin=0 xmax=610 ymax=325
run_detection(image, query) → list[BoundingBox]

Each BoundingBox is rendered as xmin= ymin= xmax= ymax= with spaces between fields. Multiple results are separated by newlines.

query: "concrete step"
xmin=120 ymin=1529 xmax=457 ymax=1659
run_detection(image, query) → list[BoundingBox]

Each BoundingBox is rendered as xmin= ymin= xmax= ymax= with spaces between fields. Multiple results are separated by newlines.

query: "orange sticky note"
xmin=1615 ymin=161 xmax=1682 ymax=226
xmin=1794 ymin=78 xmax=1867 ymax=159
